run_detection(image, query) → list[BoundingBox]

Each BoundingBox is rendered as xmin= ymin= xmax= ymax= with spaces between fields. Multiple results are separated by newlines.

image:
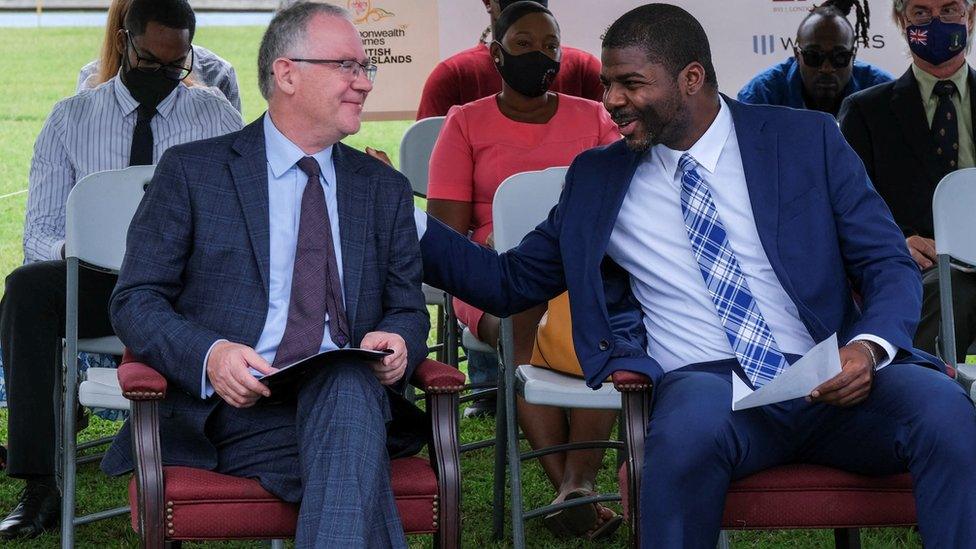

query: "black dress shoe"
xmin=0 ymin=480 xmax=60 ymax=539
xmin=463 ymin=398 xmax=497 ymax=419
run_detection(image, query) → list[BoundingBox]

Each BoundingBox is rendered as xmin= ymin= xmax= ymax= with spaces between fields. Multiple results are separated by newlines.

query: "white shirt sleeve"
xmin=200 ymin=339 xmax=227 ymax=399
xmin=849 ymin=334 xmax=897 ymax=370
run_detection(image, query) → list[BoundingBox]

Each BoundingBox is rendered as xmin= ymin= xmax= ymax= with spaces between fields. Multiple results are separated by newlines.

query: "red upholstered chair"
xmin=612 ymin=370 xmax=918 ymax=549
xmin=118 ymin=351 xmax=463 ymax=548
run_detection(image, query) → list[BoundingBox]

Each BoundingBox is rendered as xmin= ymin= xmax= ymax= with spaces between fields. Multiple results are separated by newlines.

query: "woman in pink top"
xmin=426 ymin=2 xmax=621 ymax=540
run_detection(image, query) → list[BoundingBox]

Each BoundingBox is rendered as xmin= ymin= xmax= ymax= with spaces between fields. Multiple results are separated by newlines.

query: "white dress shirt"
xmin=200 ymin=114 xmax=347 ymax=398
xmin=606 ymin=97 xmax=894 ymax=372
xmin=24 ymin=74 xmax=242 ymax=264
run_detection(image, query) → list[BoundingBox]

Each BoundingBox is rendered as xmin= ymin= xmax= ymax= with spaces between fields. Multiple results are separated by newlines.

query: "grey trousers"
xmin=915 ymin=267 xmax=976 ymax=362
xmin=205 ymin=361 xmax=407 ymax=548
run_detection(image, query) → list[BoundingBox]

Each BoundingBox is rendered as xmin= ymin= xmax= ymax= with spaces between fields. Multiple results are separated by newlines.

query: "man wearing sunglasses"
xmin=0 ymin=0 xmax=241 ymax=540
xmin=840 ymin=0 xmax=976 ymax=365
xmin=739 ymin=0 xmax=892 ymax=117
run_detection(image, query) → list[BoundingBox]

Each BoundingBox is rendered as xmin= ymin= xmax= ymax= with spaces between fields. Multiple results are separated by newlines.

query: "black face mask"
xmin=121 ymin=52 xmax=180 ymax=108
xmin=493 ymin=42 xmax=560 ymax=98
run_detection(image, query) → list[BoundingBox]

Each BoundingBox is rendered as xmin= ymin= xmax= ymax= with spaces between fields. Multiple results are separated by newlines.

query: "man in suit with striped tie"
xmin=0 ymin=0 xmax=241 ymax=539
xmin=102 ymin=3 xmax=428 ymax=548
xmin=420 ymin=4 xmax=976 ymax=547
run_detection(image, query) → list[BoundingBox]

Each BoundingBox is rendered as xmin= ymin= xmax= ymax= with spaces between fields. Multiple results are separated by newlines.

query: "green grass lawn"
xmin=0 ymin=25 xmax=924 ymax=548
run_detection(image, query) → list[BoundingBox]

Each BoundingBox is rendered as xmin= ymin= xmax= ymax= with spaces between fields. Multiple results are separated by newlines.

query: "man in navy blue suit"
xmin=104 ymin=3 xmax=428 ymax=547
xmin=421 ymin=4 xmax=976 ymax=547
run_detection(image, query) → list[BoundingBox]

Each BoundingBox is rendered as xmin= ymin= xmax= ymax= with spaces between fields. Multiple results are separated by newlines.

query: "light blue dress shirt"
xmin=201 ymin=113 xmax=346 ymax=398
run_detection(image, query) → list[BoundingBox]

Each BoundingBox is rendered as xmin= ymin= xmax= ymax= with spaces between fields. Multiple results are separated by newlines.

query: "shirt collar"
xmin=912 ymin=61 xmax=970 ymax=102
xmin=652 ymin=96 xmax=733 ymax=179
xmin=263 ymin=113 xmax=334 ymax=180
xmin=111 ymin=70 xmax=184 ymax=119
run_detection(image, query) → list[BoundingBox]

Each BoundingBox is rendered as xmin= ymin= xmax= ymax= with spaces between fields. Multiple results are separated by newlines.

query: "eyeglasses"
xmin=288 ymin=58 xmax=378 ymax=83
xmin=906 ymin=3 xmax=968 ymax=26
xmin=796 ymin=47 xmax=856 ymax=69
xmin=124 ymin=30 xmax=193 ymax=81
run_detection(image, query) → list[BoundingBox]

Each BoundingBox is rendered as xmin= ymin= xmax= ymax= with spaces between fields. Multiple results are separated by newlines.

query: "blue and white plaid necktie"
xmin=678 ymin=153 xmax=788 ymax=388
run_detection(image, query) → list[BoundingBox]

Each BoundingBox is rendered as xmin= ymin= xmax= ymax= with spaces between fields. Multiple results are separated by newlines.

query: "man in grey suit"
xmin=102 ymin=4 xmax=429 ymax=547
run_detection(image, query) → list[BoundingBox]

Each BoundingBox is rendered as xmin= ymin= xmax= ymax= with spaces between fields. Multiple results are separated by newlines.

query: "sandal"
xmin=586 ymin=503 xmax=624 ymax=541
xmin=543 ymin=489 xmax=598 ymax=537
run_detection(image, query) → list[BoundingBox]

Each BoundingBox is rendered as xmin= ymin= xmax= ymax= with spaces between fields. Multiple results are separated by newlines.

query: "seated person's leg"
xmin=209 ymin=360 xmax=407 ymax=548
xmin=642 ymin=361 xmax=791 ymax=548
xmin=797 ymin=362 xmax=976 ymax=546
xmin=915 ymin=268 xmax=976 ymax=362
xmin=0 ymin=260 xmax=115 ymax=539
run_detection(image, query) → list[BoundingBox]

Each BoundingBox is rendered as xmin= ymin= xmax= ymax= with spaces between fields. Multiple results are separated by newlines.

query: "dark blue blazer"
xmin=422 ymin=98 xmax=941 ymax=389
xmin=103 ymin=116 xmax=429 ymax=475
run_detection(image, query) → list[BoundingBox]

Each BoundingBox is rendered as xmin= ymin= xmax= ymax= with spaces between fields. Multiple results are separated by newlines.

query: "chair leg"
xmin=834 ymin=528 xmax=861 ymax=549
xmin=491 ymin=368 xmax=507 ymax=541
xmin=269 ymin=540 xmax=285 ymax=548
xmin=60 ymin=344 xmax=79 ymax=549
xmin=163 ymin=542 xmax=182 ymax=549
xmin=717 ymin=530 xmax=731 ymax=549
xmin=621 ymin=388 xmax=652 ymax=549
xmin=500 ymin=325 xmax=526 ymax=549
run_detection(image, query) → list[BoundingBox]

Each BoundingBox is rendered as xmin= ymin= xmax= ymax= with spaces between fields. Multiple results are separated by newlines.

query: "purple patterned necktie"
xmin=273 ymin=156 xmax=350 ymax=367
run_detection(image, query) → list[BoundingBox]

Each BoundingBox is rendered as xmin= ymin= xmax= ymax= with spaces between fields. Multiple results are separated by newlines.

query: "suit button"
xmin=599 ymin=339 xmax=610 ymax=351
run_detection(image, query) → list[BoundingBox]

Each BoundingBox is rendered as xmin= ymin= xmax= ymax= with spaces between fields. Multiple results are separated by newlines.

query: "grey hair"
xmin=258 ymin=2 xmax=351 ymax=100
xmin=892 ymin=0 xmax=975 ymax=13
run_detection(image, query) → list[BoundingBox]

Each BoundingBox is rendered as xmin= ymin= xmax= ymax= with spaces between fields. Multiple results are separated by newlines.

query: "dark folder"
xmin=259 ymin=348 xmax=393 ymax=404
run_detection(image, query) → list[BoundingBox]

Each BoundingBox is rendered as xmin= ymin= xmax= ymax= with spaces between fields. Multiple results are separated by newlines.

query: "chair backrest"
xmin=398 ymin=116 xmax=446 ymax=197
xmin=492 ymin=166 xmax=568 ymax=252
xmin=933 ymin=167 xmax=976 ymax=265
xmin=65 ymin=165 xmax=154 ymax=271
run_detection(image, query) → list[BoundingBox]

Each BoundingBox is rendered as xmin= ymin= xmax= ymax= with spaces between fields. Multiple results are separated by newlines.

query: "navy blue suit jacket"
xmin=103 ymin=117 xmax=429 ymax=475
xmin=422 ymin=98 xmax=941 ymax=389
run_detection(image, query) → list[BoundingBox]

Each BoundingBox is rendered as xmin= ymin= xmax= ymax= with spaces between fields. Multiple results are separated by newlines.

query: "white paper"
xmin=732 ymin=333 xmax=842 ymax=411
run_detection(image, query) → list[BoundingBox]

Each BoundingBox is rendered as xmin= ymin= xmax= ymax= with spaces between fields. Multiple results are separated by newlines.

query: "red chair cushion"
xmin=411 ymin=358 xmax=466 ymax=391
xmin=129 ymin=456 xmax=439 ymax=540
xmin=619 ymin=463 xmax=916 ymax=529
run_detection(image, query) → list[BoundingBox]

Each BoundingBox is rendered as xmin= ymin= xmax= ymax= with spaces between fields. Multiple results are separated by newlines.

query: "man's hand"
xmin=365 ymin=147 xmax=393 ymax=167
xmin=206 ymin=341 xmax=276 ymax=408
xmin=808 ymin=342 xmax=881 ymax=407
xmin=906 ymin=235 xmax=937 ymax=270
xmin=360 ymin=331 xmax=408 ymax=385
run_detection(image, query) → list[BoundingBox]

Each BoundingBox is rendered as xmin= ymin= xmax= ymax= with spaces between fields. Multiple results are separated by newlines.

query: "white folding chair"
xmin=933 ymin=167 xmax=976 ymax=401
xmin=399 ymin=116 xmax=459 ymax=366
xmin=491 ymin=167 xmax=622 ymax=547
xmin=59 ymin=165 xmax=154 ymax=547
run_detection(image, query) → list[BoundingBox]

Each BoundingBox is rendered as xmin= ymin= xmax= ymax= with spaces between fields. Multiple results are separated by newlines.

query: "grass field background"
xmin=0 ymin=25 xmax=923 ymax=548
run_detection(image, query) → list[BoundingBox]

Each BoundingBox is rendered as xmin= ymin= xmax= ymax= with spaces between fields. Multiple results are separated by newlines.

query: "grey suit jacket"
xmin=103 ymin=116 xmax=429 ymax=475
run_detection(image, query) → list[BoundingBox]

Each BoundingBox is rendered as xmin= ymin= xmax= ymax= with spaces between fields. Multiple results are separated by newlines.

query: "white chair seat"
xmin=954 ymin=363 xmax=976 ymax=403
xmin=515 ymin=364 xmax=620 ymax=409
xmin=423 ymin=283 xmax=445 ymax=306
xmin=461 ymin=326 xmax=496 ymax=354
xmin=79 ymin=367 xmax=129 ymax=410
xmin=77 ymin=335 xmax=124 ymax=356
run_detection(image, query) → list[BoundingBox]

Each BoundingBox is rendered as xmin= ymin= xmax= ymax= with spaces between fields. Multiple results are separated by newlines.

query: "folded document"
xmin=732 ymin=333 xmax=842 ymax=411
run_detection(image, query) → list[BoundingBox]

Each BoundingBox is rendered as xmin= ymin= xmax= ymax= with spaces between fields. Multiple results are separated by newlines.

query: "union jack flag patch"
xmin=909 ymin=28 xmax=928 ymax=45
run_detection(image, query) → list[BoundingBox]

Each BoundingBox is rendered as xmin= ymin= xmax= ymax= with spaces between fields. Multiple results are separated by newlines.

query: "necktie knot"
xmin=136 ymin=104 xmax=156 ymax=122
xmin=934 ymin=80 xmax=958 ymax=99
xmin=678 ymin=153 xmax=699 ymax=174
xmin=296 ymin=156 xmax=321 ymax=179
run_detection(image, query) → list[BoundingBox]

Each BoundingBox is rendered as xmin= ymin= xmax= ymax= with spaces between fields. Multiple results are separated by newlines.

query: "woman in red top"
xmin=427 ymin=2 xmax=621 ymax=540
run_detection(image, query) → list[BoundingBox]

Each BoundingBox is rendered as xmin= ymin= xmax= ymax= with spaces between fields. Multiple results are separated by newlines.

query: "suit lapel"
xmin=230 ymin=118 xmax=271 ymax=296
xmin=727 ymin=98 xmax=782 ymax=271
xmin=890 ymin=68 xmax=944 ymax=187
xmin=333 ymin=143 xmax=369 ymax=330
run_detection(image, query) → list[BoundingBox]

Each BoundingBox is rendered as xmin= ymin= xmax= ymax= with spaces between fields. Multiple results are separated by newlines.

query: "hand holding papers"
xmin=732 ymin=333 xmax=842 ymax=411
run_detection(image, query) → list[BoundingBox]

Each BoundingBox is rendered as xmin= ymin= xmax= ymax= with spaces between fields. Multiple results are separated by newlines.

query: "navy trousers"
xmin=640 ymin=359 xmax=976 ymax=548
xmin=206 ymin=361 xmax=407 ymax=548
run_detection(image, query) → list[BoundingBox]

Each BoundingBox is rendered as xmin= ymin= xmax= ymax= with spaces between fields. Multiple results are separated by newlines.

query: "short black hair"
xmin=602 ymin=3 xmax=717 ymax=88
xmin=799 ymin=0 xmax=870 ymax=47
xmin=494 ymin=1 xmax=556 ymax=43
xmin=124 ymin=0 xmax=196 ymax=41
xmin=498 ymin=0 xmax=547 ymax=11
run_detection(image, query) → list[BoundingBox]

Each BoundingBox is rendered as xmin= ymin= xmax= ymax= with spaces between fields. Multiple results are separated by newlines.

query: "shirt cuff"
xmin=848 ymin=334 xmax=896 ymax=370
xmin=51 ymin=239 xmax=65 ymax=261
xmin=414 ymin=206 xmax=427 ymax=240
xmin=201 ymin=339 xmax=227 ymax=399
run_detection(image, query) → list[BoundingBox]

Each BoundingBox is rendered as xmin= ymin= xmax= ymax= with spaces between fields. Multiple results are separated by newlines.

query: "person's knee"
xmin=645 ymin=409 xmax=735 ymax=481
xmin=3 ymin=262 xmax=59 ymax=312
xmin=909 ymin=381 xmax=976 ymax=460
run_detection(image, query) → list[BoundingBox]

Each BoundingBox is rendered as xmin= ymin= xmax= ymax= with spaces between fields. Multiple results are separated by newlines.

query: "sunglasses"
xmin=796 ymin=47 xmax=856 ymax=69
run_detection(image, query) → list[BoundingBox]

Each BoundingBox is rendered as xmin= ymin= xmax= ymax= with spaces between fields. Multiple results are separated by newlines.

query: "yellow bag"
xmin=529 ymin=291 xmax=583 ymax=377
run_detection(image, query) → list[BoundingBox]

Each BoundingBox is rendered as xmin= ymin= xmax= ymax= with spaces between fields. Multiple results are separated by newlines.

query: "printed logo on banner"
xmin=348 ymin=0 xmax=395 ymax=24
xmin=753 ymin=34 xmax=779 ymax=55
xmin=752 ymin=33 xmax=887 ymax=56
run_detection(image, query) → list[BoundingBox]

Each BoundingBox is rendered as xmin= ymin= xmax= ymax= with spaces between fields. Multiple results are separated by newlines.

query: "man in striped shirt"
xmin=0 ymin=0 xmax=241 ymax=539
